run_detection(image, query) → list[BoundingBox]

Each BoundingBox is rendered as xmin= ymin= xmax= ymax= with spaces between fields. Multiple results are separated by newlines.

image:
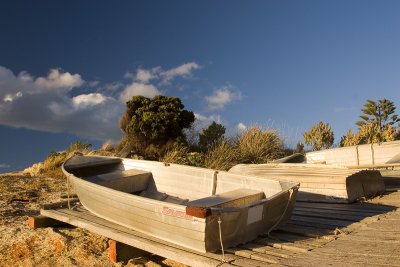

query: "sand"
xmin=0 ymin=173 xmax=186 ymax=267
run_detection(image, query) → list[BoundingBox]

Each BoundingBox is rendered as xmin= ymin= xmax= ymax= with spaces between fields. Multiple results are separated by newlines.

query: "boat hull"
xmin=306 ymin=140 xmax=400 ymax=167
xmin=229 ymin=163 xmax=385 ymax=203
xmin=63 ymin=156 xmax=299 ymax=252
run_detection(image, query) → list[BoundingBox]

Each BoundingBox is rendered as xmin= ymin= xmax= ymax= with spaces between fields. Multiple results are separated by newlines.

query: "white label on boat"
xmin=247 ymin=205 xmax=263 ymax=224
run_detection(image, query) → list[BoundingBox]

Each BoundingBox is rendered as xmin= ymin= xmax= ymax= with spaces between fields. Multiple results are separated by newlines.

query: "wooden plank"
xmin=40 ymin=208 xmax=232 ymax=267
xmin=278 ymin=224 xmax=334 ymax=239
xmin=250 ymin=253 xmax=279 ymax=264
xmin=254 ymin=238 xmax=312 ymax=253
xmin=292 ymin=209 xmax=364 ymax=222
xmin=293 ymin=206 xmax=383 ymax=217
xmin=286 ymin=219 xmax=342 ymax=230
xmin=295 ymin=202 xmax=395 ymax=213
xmin=268 ymin=232 xmax=330 ymax=248
xmin=239 ymin=243 xmax=295 ymax=258
xmin=231 ymin=258 xmax=271 ymax=267
xmin=290 ymin=215 xmax=351 ymax=227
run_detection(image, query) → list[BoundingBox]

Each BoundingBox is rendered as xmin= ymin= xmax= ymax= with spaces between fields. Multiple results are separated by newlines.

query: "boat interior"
xmin=64 ymin=156 xmax=296 ymax=215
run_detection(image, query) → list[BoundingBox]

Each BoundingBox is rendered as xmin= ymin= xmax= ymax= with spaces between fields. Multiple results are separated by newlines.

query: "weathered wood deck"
xmin=32 ymin=173 xmax=400 ymax=266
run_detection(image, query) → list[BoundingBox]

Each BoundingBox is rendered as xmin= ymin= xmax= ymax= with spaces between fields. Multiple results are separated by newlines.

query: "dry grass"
xmin=236 ymin=126 xmax=284 ymax=164
xmin=23 ymin=141 xmax=115 ymax=178
xmin=161 ymin=144 xmax=189 ymax=165
xmin=204 ymin=139 xmax=238 ymax=171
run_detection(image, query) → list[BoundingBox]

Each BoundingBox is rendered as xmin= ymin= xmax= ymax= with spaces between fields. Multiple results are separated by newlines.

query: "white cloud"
xmin=35 ymin=69 xmax=84 ymax=90
xmin=87 ymin=80 xmax=100 ymax=87
xmin=3 ymin=92 xmax=23 ymax=102
xmin=161 ymin=62 xmax=200 ymax=83
xmin=0 ymin=163 xmax=10 ymax=168
xmin=236 ymin=122 xmax=247 ymax=131
xmin=205 ymin=85 xmax=243 ymax=110
xmin=0 ymin=66 xmax=123 ymax=141
xmin=103 ymin=82 xmax=124 ymax=91
xmin=136 ymin=69 xmax=153 ymax=83
xmin=125 ymin=63 xmax=200 ymax=85
xmin=193 ymin=113 xmax=222 ymax=130
xmin=0 ymin=62 xmax=201 ymax=142
xmin=72 ymin=93 xmax=107 ymax=109
xmin=119 ymin=82 xmax=162 ymax=102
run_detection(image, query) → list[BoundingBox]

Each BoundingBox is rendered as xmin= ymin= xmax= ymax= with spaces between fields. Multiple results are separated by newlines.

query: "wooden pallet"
xmin=28 ymin=195 xmax=397 ymax=266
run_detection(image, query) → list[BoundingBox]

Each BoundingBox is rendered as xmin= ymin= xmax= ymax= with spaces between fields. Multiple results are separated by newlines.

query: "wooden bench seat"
xmin=86 ymin=169 xmax=152 ymax=193
xmin=186 ymin=188 xmax=265 ymax=218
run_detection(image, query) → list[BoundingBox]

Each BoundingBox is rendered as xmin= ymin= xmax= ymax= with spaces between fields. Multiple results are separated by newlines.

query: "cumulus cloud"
xmin=72 ymin=93 xmax=107 ymax=109
xmin=0 ymin=66 xmax=123 ymax=141
xmin=161 ymin=62 xmax=200 ymax=83
xmin=0 ymin=62 xmax=201 ymax=141
xmin=35 ymin=69 xmax=84 ymax=90
xmin=205 ymin=85 xmax=243 ymax=110
xmin=119 ymin=82 xmax=162 ymax=102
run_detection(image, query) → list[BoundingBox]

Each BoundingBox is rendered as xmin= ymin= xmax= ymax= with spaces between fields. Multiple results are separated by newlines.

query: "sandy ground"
xmin=0 ymin=173 xmax=186 ymax=267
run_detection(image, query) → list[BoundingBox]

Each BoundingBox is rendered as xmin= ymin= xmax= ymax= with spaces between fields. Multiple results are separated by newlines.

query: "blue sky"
xmin=1 ymin=0 xmax=400 ymax=172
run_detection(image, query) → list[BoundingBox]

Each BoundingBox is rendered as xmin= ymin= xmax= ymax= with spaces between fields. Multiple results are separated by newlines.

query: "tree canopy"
xmin=119 ymin=95 xmax=195 ymax=157
xmin=198 ymin=121 xmax=226 ymax=152
xmin=340 ymin=99 xmax=400 ymax=146
xmin=302 ymin=121 xmax=334 ymax=151
xmin=356 ymin=99 xmax=400 ymax=130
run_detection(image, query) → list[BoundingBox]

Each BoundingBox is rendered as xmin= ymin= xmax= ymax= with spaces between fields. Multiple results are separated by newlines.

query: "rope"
xmin=218 ymin=215 xmax=226 ymax=263
xmin=67 ymin=174 xmax=71 ymax=210
xmin=267 ymin=188 xmax=294 ymax=237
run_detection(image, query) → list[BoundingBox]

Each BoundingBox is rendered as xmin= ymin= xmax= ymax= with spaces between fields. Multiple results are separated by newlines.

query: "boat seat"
xmin=186 ymin=188 xmax=265 ymax=218
xmin=65 ymin=156 xmax=122 ymax=171
xmin=139 ymin=190 xmax=189 ymax=205
xmin=86 ymin=169 xmax=152 ymax=193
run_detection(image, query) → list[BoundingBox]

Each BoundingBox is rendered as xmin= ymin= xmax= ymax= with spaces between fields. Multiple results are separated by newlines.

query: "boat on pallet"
xmin=229 ymin=163 xmax=385 ymax=203
xmin=305 ymin=140 xmax=400 ymax=168
xmin=62 ymin=155 xmax=299 ymax=253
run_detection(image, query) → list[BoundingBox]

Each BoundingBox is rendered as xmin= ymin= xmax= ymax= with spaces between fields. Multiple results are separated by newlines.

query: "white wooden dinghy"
xmin=229 ymin=163 xmax=385 ymax=203
xmin=62 ymin=155 xmax=299 ymax=253
xmin=306 ymin=140 xmax=400 ymax=168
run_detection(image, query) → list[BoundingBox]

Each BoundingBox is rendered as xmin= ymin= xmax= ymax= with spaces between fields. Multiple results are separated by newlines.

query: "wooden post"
xmin=109 ymin=240 xmax=151 ymax=263
xmin=27 ymin=215 xmax=68 ymax=229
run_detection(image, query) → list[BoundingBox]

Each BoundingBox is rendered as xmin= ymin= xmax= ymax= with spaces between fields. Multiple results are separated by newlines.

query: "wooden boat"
xmin=306 ymin=140 xmax=400 ymax=168
xmin=229 ymin=163 xmax=385 ymax=203
xmin=62 ymin=155 xmax=299 ymax=253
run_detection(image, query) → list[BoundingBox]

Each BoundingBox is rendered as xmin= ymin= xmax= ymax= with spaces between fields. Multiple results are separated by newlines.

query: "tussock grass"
xmin=203 ymin=126 xmax=285 ymax=170
xmin=204 ymin=139 xmax=238 ymax=171
xmin=161 ymin=144 xmax=189 ymax=165
xmin=236 ymin=126 xmax=284 ymax=164
xmin=24 ymin=141 xmax=114 ymax=178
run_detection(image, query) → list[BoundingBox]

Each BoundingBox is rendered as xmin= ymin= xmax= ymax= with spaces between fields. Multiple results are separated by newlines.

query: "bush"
xmin=341 ymin=123 xmax=397 ymax=146
xmin=160 ymin=144 xmax=189 ymax=165
xmin=236 ymin=126 xmax=284 ymax=163
xmin=204 ymin=139 xmax=238 ymax=171
xmin=119 ymin=95 xmax=195 ymax=157
xmin=198 ymin=121 xmax=226 ymax=152
xmin=303 ymin=121 xmax=334 ymax=151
